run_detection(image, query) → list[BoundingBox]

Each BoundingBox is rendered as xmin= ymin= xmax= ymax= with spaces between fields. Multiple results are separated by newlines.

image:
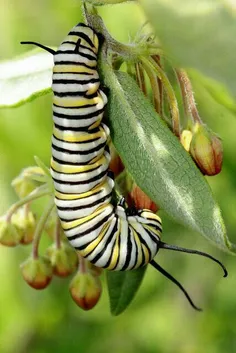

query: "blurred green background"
xmin=1 ymin=1 xmax=236 ymax=353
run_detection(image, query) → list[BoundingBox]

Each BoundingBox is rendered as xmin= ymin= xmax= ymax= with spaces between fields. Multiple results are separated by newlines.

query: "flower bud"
xmin=180 ymin=129 xmax=193 ymax=152
xmin=69 ymin=272 xmax=102 ymax=310
xmin=20 ymin=256 xmax=53 ymax=290
xmin=128 ymin=184 xmax=158 ymax=213
xmin=11 ymin=166 xmax=45 ymax=198
xmin=189 ymin=123 xmax=223 ymax=176
xmin=46 ymin=242 xmax=79 ymax=277
xmin=11 ymin=207 xmax=36 ymax=245
xmin=0 ymin=216 xmax=21 ymax=247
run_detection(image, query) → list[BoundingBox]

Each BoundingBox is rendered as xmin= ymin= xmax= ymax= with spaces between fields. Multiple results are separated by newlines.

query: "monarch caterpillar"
xmin=21 ymin=23 xmax=227 ymax=310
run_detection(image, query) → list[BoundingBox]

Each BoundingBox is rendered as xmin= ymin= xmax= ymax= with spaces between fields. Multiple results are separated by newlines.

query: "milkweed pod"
xmin=46 ymin=242 xmax=79 ymax=277
xmin=69 ymin=272 xmax=102 ymax=310
xmin=0 ymin=215 xmax=21 ymax=247
xmin=11 ymin=207 xmax=36 ymax=245
xmin=20 ymin=256 xmax=53 ymax=290
xmin=11 ymin=166 xmax=45 ymax=198
xmin=87 ymin=262 xmax=103 ymax=277
xmin=190 ymin=123 xmax=223 ymax=176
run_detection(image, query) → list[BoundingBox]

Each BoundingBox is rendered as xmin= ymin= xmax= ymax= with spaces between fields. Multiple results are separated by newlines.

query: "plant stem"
xmin=135 ymin=63 xmax=147 ymax=96
xmin=176 ymin=69 xmax=202 ymax=124
xmin=6 ymin=185 xmax=51 ymax=222
xmin=84 ymin=0 xmax=136 ymax=4
xmin=141 ymin=61 xmax=160 ymax=113
xmin=55 ymin=217 xmax=61 ymax=249
xmin=142 ymin=57 xmax=180 ymax=137
xmin=32 ymin=198 xmax=55 ymax=259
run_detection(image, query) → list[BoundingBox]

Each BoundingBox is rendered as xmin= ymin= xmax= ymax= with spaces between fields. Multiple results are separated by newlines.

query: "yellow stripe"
xmin=53 ymin=126 xmax=105 ymax=143
xmin=51 ymin=155 xmax=106 ymax=174
xmin=53 ymin=64 xmax=96 ymax=74
xmin=54 ymin=179 xmax=108 ymax=200
xmin=144 ymin=224 xmax=162 ymax=238
xmin=53 ymin=95 xmax=102 ymax=108
xmin=61 ymin=204 xmax=109 ymax=230
xmin=133 ymin=231 xmax=143 ymax=269
xmin=80 ymin=221 xmax=111 ymax=256
xmin=107 ymin=228 xmax=120 ymax=270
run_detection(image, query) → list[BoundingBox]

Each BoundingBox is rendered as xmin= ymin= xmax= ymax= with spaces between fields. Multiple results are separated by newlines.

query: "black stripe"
xmin=53 ymin=71 xmax=94 ymax=75
xmin=53 ymin=103 xmax=97 ymax=109
xmin=67 ymin=209 xmax=114 ymax=239
xmin=54 ymin=123 xmax=98 ymax=132
xmin=55 ymin=60 xmax=96 ymax=70
xmin=57 ymin=192 xmax=112 ymax=211
xmin=52 ymin=141 xmax=106 ymax=155
xmin=89 ymin=218 xmax=118 ymax=262
xmin=55 ymin=50 xmax=97 ymax=61
xmin=52 ymin=78 xmax=100 ymax=85
xmin=121 ymin=226 xmax=133 ymax=270
xmin=69 ymin=31 xmax=96 ymax=48
xmin=52 ymin=168 xmax=108 ymax=185
xmin=62 ymin=41 xmax=96 ymax=55
xmin=53 ymin=91 xmax=89 ymax=97
xmin=53 ymin=107 xmax=104 ymax=120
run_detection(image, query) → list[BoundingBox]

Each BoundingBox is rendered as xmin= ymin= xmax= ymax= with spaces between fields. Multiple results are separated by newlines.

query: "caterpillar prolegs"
xmin=21 ymin=23 xmax=227 ymax=310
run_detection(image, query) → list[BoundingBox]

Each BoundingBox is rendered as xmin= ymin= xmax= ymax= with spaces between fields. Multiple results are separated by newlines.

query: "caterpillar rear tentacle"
xmin=21 ymin=22 xmax=227 ymax=311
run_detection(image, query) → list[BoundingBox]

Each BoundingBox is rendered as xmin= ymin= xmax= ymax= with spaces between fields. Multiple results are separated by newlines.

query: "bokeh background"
xmin=1 ymin=1 xmax=236 ymax=353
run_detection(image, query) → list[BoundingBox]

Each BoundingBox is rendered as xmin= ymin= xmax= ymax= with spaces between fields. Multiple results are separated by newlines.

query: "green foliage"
xmin=106 ymin=266 xmax=147 ymax=315
xmin=1 ymin=0 xmax=236 ymax=352
xmin=140 ymin=0 xmax=236 ymax=95
xmin=0 ymin=49 xmax=53 ymax=108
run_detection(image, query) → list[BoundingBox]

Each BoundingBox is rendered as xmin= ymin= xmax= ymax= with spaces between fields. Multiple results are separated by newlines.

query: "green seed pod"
xmin=0 ymin=216 xmax=21 ymax=247
xmin=11 ymin=166 xmax=45 ymax=198
xmin=20 ymin=256 xmax=53 ymax=290
xmin=190 ymin=123 xmax=223 ymax=176
xmin=11 ymin=207 xmax=36 ymax=245
xmin=46 ymin=242 xmax=79 ymax=277
xmin=69 ymin=272 xmax=102 ymax=310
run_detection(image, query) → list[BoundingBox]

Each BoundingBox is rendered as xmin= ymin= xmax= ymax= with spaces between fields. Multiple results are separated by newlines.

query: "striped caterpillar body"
xmin=50 ymin=23 xmax=162 ymax=271
xmin=21 ymin=23 xmax=227 ymax=310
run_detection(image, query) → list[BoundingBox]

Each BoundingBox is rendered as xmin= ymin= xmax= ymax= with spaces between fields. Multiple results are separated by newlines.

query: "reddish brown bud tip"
xmin=109 ymin=144 xmax=124 ymax=177
xmin=20 ymin=256 xmax=53 ymax=290
xmin=190 ymin=123 xmax=223 ymax=176
xmin=129 ymin=184 xmax=158 ymax=212
xmin=69 ymin=272 xmax=102 ymax=310
xmin=46 ymin=242 xmax=79 ymax=277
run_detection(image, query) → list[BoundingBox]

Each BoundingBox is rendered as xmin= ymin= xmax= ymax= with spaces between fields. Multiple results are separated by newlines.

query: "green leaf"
xmin=102 ymin=62 xmax=235 ymax=253
xmin=139 ymin=0 xmax=236 ymax=95
xmin=0 ymin=49 xmax=53 ymax=108
xmin=106 ymin=267 xmax=147 ymax=315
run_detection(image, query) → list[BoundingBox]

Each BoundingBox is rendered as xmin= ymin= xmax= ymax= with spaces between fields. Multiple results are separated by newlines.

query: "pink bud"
xmin=128 ymin=184 xmax=158 ymax=212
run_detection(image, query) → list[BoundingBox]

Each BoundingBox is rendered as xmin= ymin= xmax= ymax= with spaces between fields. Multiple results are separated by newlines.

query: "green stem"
xmin=141 ymin=61 xmax=160 ymax=113
xmin=55 ymin=217 xmax=61 ymax=250
xmin=32 ymin=198 xmax=55 ymax=259
xmin=6 ymin=185 xmax=51 ymax=222
xmin=135 ymin=63 xmax=147 ymax=96
xmin=86 ymin=12 xmax=162 ymax=59
xmin=84 ymin=0 xmax=136 ymax=5
xmin=142 ymin=57 xmax=180 ymax=137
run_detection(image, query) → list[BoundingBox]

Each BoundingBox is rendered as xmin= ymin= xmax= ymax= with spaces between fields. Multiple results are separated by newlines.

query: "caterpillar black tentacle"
xmin=21 ymin=22 xmax=227 ymax=310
